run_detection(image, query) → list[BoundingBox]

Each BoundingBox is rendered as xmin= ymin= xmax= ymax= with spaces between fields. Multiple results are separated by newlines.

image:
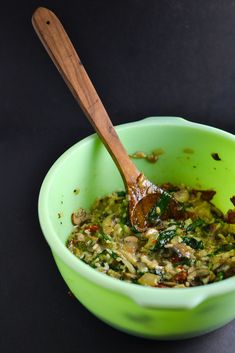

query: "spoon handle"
xmin=32 ymin=7 xmax=140 ymax=186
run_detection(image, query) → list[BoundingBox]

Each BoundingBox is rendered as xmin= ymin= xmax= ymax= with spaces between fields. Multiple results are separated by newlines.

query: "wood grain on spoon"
xmin=32 ymin=7 xmax=182 ymax=231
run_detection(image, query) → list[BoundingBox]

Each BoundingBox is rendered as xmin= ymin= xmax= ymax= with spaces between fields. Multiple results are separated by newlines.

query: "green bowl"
xmin=38 ymin=116 xmax=235 ymax=339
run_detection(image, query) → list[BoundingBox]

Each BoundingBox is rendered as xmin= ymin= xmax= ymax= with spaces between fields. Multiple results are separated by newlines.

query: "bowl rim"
xmin=38 ymin=116 xmax=235 ymax=309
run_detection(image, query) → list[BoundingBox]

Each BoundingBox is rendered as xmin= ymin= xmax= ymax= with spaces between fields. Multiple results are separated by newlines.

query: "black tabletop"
xmin=1 ymin=1 xmax=235 ymax=352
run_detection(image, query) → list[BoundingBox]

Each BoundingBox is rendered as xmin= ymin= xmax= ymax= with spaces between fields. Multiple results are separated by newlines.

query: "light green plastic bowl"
xmin=38 ymin=116 xmax=235 ymax=339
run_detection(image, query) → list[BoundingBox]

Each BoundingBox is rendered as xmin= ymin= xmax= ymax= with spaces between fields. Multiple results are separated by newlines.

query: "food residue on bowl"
xmin=230 ymin=196 xmax=235 ymax=206
xmin=129 ymin=148 xmax=164 ymax=164
xmin=211 ymin=153 xmax=221 ymax=161
xmin=183 ymin=148 xmax=194 ymax=154
xmin=73 ymin=188 xmax=80 ymax=195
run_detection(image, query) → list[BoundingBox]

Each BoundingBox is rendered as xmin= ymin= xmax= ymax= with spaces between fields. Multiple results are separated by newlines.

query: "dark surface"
xmin=1 ymin=1 xmax=235 ymax=352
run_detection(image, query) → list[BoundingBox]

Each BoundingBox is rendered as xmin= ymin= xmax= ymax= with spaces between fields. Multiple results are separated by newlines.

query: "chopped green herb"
xmin=130 ymin=225 xmax=140 ymax=234
xmin=110 ymin=251 xmax=118 ymax=259
xmin=97 ymin=232 xmax=112 ymax=242
xmin=214 ymin=243 xmax=235 ymax=254
xmin=148 ymin=192 xmax=171 ymax=223
xmin=77 ymin=242 xmax=87 ymax=251
xmin=215 ymin=271 xmax=225 ymax=281
xmin=186 ymin=219 xmax=205 ymax=232
xmin=153 ymin=229 xmax=176 ymax=250
xmin=116 ymin=191 xmax=126 ymax=197
xmin=182 ymin=236 xmax=204 ymax=249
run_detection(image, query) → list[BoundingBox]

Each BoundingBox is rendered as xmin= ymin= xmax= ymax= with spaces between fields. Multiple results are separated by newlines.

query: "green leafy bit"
xmin=182 ymin=236 xmax=204 ymax=249
xmin=153 ymin=229 xmax=176 ymax=250
xmin=109 ymin=250 xmax=118 ymax=259
xmin=214 ymin=243 xmax=235 ymax=254
xmin=148 ymin=192 xmax=171 ymax=223
xmin=99 ymin=248 xmax=119 ymax=260
xmin=116 ymin=191 xmax=126 ymax=197
xmin=130 ymin=225 xmax=140 ymax=234
xmin=97 ymin=232 xmax=112 ymax=242
xmin=215 ymin=271 xmax=225 ymax=281
xmin=76 ymin=242 xmax=88 ymax=251
xmin=186 ymin=219 xmax=205 ymax=232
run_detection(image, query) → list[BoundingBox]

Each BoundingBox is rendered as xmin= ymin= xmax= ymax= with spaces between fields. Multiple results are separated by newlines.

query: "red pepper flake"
xmin=177 ymin=265 xmax=184 ymax=270
xmin=85 ymin=224 xmax=99 ymax=233
xmin=226 ymin=210 xmax=235 ymax=224
xmin=174 ymin=271 xmax=187 ymax=283
xmin=171 ymin=256 xmax=181 ymax=264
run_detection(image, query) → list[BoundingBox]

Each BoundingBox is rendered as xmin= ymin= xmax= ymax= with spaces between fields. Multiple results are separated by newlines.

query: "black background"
xmin=1 ymin=1 xmax=235 ymax=352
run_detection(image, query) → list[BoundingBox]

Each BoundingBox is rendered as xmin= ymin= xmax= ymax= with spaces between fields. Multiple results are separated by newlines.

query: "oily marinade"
xmin=67 ymin=184 xmax=235 ymax=288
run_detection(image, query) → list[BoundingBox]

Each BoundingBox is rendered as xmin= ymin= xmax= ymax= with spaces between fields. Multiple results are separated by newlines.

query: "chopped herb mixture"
xmin=67 ymin=184 xmax=235 ymax=288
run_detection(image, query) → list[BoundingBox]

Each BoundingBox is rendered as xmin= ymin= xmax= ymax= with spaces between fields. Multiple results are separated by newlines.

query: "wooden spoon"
xmin=32 ymin=7 xmax=183 ymax=231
